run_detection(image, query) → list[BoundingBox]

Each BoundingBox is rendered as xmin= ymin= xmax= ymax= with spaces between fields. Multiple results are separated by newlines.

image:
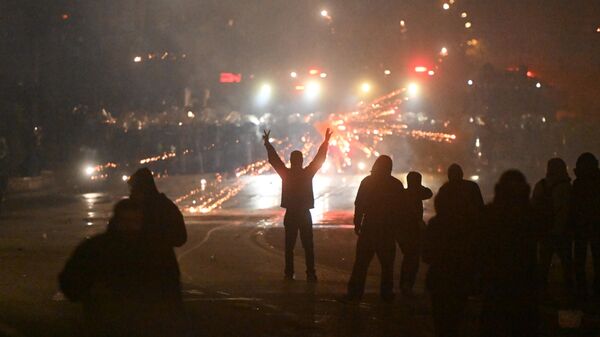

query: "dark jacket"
xmin=531 ymin=177 xmax=571 ymax=236
xmin=571 ymin=170 xmax=600 ymax=234
xmin=59 ymin=231 xmax=186 ymax=337
xmin=265 ymin=141 xmax=328 ymax=210
xmin=354 ymin=174 xmax=405 ymax=237
xmin=402 ymin=185 xmax=433 ymax=232
xmin=479 ymin=203 xmax=539 ymax=298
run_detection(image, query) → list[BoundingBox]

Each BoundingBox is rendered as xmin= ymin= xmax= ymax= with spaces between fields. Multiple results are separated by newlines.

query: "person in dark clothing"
xmin=397 ymin=171 xmax=432 ymax=296
xmin=571 ymin=153 xmax=600 ymax=299
xmin=347 ymin=155 xmax=404 ymax=302
xmin=532 ymin=158 xmax=574 ymax=291
xmin=263 ymin=128 xmax=332 ymax=281
xmin=479 ymin=170 xmax=540 ymax=337
xmin=423 ymin=163 xmax=483 ymax=337
xmin=59 ymin=199 xmax=187 ymax=337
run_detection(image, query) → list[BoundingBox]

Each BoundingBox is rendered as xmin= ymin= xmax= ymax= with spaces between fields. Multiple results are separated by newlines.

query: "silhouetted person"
xmin=479 ymin=170 xmax=540 ymax=337
xmin=59 ymin=199 xmax=187 ymax=337
xmin=571 ymin=153 xmax=600 ymax=300
xmin=127 ymin=168 xmax=187 ymax=312
xmin=397 ymin=171 xmax=432 ymax=296
xmin=423 ymin=163 xmax=483 ymax=337
xmin=263 ymin=128 xmax=332 ymax=281
xmin=532 ymin=158 xmax=573 ymax=291
xmin=347 ymin=155 xmax=404 ymax=302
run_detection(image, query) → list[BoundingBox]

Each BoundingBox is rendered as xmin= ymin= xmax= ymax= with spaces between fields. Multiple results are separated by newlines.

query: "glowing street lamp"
xmin=133 ymin=56 xmax=142 ymax=63
xmin=467 ymin=79 xmax=474 ymax=86
xmin=407 ymin=83 xmax=419 ymax=97
xmin=465 ymin=22 xmax=472 ymax=29
xmin=290 ymin=71 xmax=298 ymax=78
xmin=442 ymin=3 xmax=450 ymax=10
xmin=384 ymin=69 xmax=391 ymax=75
xmin=440 ymin=47 xmax=448 ymax=56
xmin=360 ymin=82 xmax=371 ymax=93
xmin=320 ymin=9 xmax=328 ymax=17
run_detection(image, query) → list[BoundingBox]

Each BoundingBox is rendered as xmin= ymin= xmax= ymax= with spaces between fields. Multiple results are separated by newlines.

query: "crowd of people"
xmin=58 ymin=128 xmax=600 ymax=336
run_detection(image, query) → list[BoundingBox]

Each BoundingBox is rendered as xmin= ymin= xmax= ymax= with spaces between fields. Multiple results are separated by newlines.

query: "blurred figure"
xmin=263 ymin=128 xmax=332 ymax=281
xmin=571 ymin=153 xmax=600 ymax=300
xmin=397 ymin=171 xmax=432 ymax=296
xmin=423 ymin=163 xmax=483 ymax=337
xmin=347 ymin=155 xmax=404 ymax=302
xmin=479 ymin=170 xmax=540 ymax=337
xmin=532 ymin=158 xmax=574 ymax=291
xmin=0 ymin=137 xmax=8 ymax=216
xmin=127 ymin=168 xmax=187 ymax=312
xmin=59 ymin=199 xmax=187 ymax=337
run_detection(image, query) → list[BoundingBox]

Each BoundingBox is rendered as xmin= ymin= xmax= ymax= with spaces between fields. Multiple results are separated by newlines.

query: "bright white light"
xmin=536 ymin=82 xmax=542 ymax=88
xmin=305 ymin=81 xmax=321 ymax=99
xmin=122 ymin=175 xmax=129 ymax=182
xmin=320 ymin=9 xmax=328 ymax=17
xmin=443 ymin=3 xmax=450 ymax=10
xmin=84 ymin=166 xmax=95 ymax=176
xmin=357 ymin=162 xmax=367 ymax=171
xmin=133 ymin=56 xmax=142 ymax=63
xmin=321 ymin=161 xmax=331 ymax=173
xmin=475 ymin=138 xmax=480 ymax=148
xmin=256 ymin=83 xmax=272 ymax=104
xmin=320 ymin=72 xmax=327 ymax=78
xmin=470 ymin=175 xmax=480 ymax=181
xmin=467 ymin=79 xmax=474 ymax=86
xmin=384 ymin=69 xmax=391 ymax=75
xmin=461 ymin=12 xmax=468 ymax=18
xmin=178 ymin=122 xmax=183 ymax=126
xmin=428 ymin=70 xmax=435 ymax=76
xmin=542 ymin=117 xmax=546 ymax=123
xmin=290 ymin=71 xmax=297 ymax=78
xmin=407 ymin=83 xmax=419 ymax=97
xmin=440 ymin=47 xmax=448 ymax=56
xmin=400 ymin=20 xmax=405 ymax=27
xmin=465 ymin=22 xmax=472 ymax=28
xmin=361 ymin=82 xmax=371 ymax=93
xmin=187 ymin=111 xmax=195 ymax=118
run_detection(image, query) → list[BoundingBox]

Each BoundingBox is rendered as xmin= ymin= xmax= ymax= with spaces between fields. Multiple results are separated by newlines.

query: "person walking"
xmin=346 ymin=155 xmax=405 ymax=302
xmin=263 ymin=128 xmax=332 ymax=281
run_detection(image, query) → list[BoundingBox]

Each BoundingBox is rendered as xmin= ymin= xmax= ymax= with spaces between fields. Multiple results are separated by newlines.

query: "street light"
xmin=361 ymin=82 xmax=371 ymax=93
xmin=407 ymin=83 xmax=419 ymax=97
xmin=133 ymin=56 xmax=142 ymax=63
xmin=440 ymin=47 xmax=448 ymax=56
xmin=290 ymin=71 xmax=297 ymax=78
xmin=465 ymin=22 xmax=472 ymax=28
xmin=320 ymin=9 xmax=328 ymax=17
xmin=256 ymin=83 xmax=272 ymax=105
xmin=442 ymin=3 xmax=450 ymax=10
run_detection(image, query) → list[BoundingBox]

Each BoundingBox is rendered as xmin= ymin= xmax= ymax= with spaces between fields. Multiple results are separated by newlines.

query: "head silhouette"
xmin=290 ymin=150 xmax=303 ymax=169
xmin=407 ymin=171 xmax=422 ymax=188
xmin=546 ymin=157 xmax=568 ymax=180
xmin=574 ymin=152 xmax=599 ymax=178
xmin=493 ymin=170 xmax=530 ymax=206
xmin=447 ymin=163 xmax=463 ymax=182
xmin=128 ymin=168 xmax=159 ymax=200
xmin=107 ymin=198 xmax=144 ymax=234
xmin=371 ymin=155 xmax=393 ymax=176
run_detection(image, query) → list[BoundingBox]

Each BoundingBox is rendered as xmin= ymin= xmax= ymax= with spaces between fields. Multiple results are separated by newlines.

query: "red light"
xmin=219 ymin=73 xmax=242 ymax=83
xmin=526 ymin=71 xmax=534 ymax=78
xmin=309 ymin=69 xmax=319 ymax=75
xmin=61 ymin=13 xmax=70 ymax=20
xmin=414 ymin=66 xmax=428 ymax=73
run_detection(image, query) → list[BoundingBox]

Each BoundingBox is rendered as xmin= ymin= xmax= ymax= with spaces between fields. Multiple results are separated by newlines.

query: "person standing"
xmin=571 ymin=153 xmax=600 ymax=300
xmin=397 ymin=171 xmax=432 ymax=296
xmin=423 ymin=163 xmax=483 ymax=337
xmin=479 ymin=170 xmax=540 ymax=337
xmin=346 ymin=155 xmax=405 ymax=302
xmin=263 ymin=128 xmax=332 ymax=281
xmin=532 ymin=158 xmax=574 ymax=292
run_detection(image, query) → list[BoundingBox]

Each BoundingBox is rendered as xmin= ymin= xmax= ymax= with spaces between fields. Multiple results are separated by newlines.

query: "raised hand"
xmin=324 ymin=128 xmax=333 ymax=142
xmin=262 ymin=129 xmax=271 ymax=144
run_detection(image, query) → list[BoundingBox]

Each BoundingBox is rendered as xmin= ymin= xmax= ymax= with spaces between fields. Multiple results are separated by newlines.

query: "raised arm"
xmin=306 ymin=128 xmax=333 ymax=176
xmin=263 ymin=130 xmax=286 ymax=177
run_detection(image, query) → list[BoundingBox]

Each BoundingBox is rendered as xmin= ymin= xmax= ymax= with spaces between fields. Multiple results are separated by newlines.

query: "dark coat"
xmin=354 ymin=174 xmax=405 ymax=238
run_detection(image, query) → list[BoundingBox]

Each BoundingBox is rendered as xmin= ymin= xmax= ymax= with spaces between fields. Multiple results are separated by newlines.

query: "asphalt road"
xmin=0 ymin=173 xmax=598 ymax=336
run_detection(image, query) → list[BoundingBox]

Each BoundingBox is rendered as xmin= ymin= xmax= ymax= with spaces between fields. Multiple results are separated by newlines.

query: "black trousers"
xmin=574 ymin=229 xmax=600 ymax=294
xmin=283 ymin=209 xmax=315 ymax=276
xmin=397 ymin=230 xmax=420 ymax=289
xmin=430 ymin=289 xmax=469 ymax=337
xmin=347 ymin=232 xmax=395 ymax=298
xmin=539 ymin=235 xmax=574 ymax=287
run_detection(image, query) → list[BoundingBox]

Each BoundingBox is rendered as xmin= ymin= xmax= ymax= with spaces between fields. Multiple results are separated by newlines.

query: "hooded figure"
xmin=423 ymin=163 xmax=483 ymax=337
xmin=59 ymin=199 xmax=188 ymax=337
xmin=263 ymin=129 xmax=332 ymax=281
xmin=479 ymin=170 xmax=539 ymax=337
xmin=571 ymin=152 xmax=600 ymax=298
xmin=397 ymin=171 xmax=432 ymax=296
xmin=346 ymin=155 xmax=405 ymax=302
xmin=531 ymin=158 xmax=573 ymax=290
